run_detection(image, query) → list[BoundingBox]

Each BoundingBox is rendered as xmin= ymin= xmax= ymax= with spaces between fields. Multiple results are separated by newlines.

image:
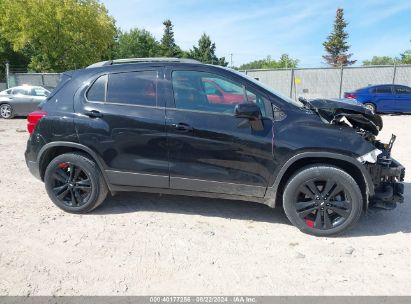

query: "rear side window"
xmin=30 ymin=87 xmax=49 ymax=97
xmin=106 ymin=71 xmax=157 ymax=106
xmin=375 ymin=86 xmax=392 ymax=94
xmin=87 ymin=75 xmax=107 ymax=102
xmin=395 ymin=86 xmax=411 ymax=94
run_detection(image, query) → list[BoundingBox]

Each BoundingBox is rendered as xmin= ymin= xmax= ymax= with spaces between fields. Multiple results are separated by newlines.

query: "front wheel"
xmin=0 ymin=104 xmax=13 ymax=119
xmin=44 ymin=152 xmax=108 ymax=213
xmin=283 ymin=165 xmax=363 ymax=236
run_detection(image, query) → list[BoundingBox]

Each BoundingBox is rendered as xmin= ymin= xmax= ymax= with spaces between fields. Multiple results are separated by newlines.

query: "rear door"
xmin=165 ymin=67 xmax=275 ymax=198
xmin=372 ymin=85 xmax=395 ymax=112
xmin=10 ymin=87 xmax=33 ymax=115
xmin=23 ymin=87 xmax=49 ymax=115
xmin=74 ymin=67 xmax=169 ymax=188
xmin=394 ymin=85 xmax=411 ymax=113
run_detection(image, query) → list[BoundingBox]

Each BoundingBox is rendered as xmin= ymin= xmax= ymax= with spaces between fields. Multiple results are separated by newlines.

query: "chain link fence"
xmin=244 ymin=65 xmax=411 ymax=99
xmin=0 ymin=64 xmax=60 ymax=91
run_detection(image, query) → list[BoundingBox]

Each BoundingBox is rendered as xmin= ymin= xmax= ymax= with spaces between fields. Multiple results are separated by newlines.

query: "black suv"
xmin=25 ymin=58 xmax=405 ymax=236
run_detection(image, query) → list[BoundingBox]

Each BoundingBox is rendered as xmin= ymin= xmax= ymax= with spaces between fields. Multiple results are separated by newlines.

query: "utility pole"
xmin=230 ymin=53 xmax=233 ymax=68
xmin=5 ymin=62 xmax=10 ymax=89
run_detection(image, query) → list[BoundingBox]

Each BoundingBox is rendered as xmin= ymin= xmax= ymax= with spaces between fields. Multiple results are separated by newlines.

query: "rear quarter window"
xmin=87 ymin=75 xmax=107 ymax=102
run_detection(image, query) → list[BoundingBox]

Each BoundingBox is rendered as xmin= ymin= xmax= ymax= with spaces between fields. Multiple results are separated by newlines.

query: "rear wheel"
xmin=44 ymin=152 xmax=108 ymax=213
xmin=0 ymin=104 xmax=13 ymax=119
xmin=283 ymin=165 xmax=363 ymax=236
xmin=364 ymin=102 xmax=376 ymax=113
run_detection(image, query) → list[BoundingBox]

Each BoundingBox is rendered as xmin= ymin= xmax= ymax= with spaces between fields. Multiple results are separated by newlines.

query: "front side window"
xmin=107 ymin=71 xmax=157 ymax=106
xmin=395 ymin=86 xmax=411 ymax=94
xmin=172 ymin=70 xmax=266 ymax=116
xmin=12 ymin=88 xmax=27 ymax=95
xmin=375 ymin=86 xmax=393 ymax=94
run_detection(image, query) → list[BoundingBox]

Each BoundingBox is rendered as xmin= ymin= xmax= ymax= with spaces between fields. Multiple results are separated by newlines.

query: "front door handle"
xmin=171 ymin=123 xmax=193 ymax=132
xmin=85 ymin=110 xmax=103 ymax=118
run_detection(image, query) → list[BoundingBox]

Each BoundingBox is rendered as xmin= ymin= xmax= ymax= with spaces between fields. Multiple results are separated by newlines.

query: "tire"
xmin=364 ymin=103 xmax=376 ymax=113
xmin=283 ymin=165 xmax=363 ymax=236
xmin=0 ymin=103 xmax=13 ymax=119
xmin=44 ymin=152 xmax=108 ymax=213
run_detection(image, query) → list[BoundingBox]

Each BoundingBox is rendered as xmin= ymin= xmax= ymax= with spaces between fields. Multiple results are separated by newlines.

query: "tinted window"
xmin=172 ymin=71 xmax=266 ymax=116
xmin=375 ymin=86 xmax=393 ymax=94
xmin=87 ymin=75 xmax=107 ymax=102
xmin=107 ymin=71 xmax=157 ymax=106
xmin=395 ymin=86 xmax=411 ymax=94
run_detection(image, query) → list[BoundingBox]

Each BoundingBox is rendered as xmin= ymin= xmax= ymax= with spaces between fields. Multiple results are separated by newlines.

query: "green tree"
xmin=239 ymin=54 xmax=298 ymax=70
xmin=400 ymin=39 xmax=411 ymax=64
xmin=0 ymin=32 xmax=32 ymax=79
xmin=323 ymin=8 xmax=356 ymax=66
xmin=188 ymin=33 xmax=227 ymax=66
xmin=0 ymin=0 xmax=116 ymax=72
xmin=114 ymin=28 xmax=160 ymax=58
xmin=362 ymin=56 xmax=397 ymax=66
xmin=160 ymin=19 xmax=181 ymax=57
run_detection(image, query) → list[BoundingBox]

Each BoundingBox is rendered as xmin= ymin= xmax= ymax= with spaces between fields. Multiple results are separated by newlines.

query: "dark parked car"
xmin=0 ymin=85 xmax=50 ymax=119
xmin=344 ymin=84 xmax=411 ymax=113
xmin=25 ymin=58 xmax=405 ymax=236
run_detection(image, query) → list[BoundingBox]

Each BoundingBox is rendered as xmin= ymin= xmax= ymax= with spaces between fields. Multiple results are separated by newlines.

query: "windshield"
xmin=224 ymin=67 xmax=303 ymax=108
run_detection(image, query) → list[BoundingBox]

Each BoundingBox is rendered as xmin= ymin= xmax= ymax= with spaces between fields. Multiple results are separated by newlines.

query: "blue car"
xmin=344 ymin=84 xmax=411 ymax=113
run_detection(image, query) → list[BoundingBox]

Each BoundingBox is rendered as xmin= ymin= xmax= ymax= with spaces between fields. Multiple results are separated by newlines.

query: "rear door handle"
xmin=85 ymin=110 xmax=103 ymax=118
xmin=171 ymin=123 xmax=193 ymax=132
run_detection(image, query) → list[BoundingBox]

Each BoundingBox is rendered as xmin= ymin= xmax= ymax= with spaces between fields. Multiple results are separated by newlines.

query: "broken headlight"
xmin=357 ymin=149 xmax=382 ymax=164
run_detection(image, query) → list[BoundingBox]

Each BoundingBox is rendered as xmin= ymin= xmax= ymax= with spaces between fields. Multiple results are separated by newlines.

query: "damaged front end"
xmin=306 ymin=98 xmax=405 ymax=210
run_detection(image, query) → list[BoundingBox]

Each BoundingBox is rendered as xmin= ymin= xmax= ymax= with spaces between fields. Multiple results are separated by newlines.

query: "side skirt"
xmin=108 ymin=184 xmax=268 ymax=206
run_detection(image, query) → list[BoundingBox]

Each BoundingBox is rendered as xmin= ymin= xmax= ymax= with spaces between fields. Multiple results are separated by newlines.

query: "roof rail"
xmin=87 ymin=57 xmax=201 ymax=68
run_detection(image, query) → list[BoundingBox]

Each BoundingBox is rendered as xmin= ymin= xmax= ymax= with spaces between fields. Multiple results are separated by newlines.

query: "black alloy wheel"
xmin=283 ymin=165 xmax=363 ymax=236
xmin=51 ymin=162 xmax=92 ymax=208
xmin=295 ymin=179 xmax=352 ymax=230
xmin=44 ymin=152 xmax=108 ymax=213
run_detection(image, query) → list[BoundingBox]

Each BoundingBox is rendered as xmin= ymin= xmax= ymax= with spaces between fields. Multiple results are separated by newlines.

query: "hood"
xmin=307 ymin=98 xmax=383 ymax=136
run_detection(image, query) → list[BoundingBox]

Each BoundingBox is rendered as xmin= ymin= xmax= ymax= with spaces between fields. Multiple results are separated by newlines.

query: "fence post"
xmin=5 ymin=62 xmax=10 ymax=89
xmin=290 ymin=68 xmax=294 ymax=98
xmin=392 ymin=64 xmax=397 ymax=84
xmin=338 ymin=64 xmax=344 ymax=99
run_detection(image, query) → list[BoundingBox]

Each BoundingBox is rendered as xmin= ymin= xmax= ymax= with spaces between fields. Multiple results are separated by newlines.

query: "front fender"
xmin=264 ymin=151 xmax=374 ymax=208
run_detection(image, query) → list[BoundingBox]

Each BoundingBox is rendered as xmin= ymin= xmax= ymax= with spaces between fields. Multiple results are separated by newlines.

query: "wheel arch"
xmin=37 ymin=142 xmax=110 ymax=188
xmin=264 ymin=152 xmax=374 ymax=210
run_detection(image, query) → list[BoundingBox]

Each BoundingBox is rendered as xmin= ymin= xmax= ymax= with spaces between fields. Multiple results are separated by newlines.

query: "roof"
xmin=87 ymin=57 xmax=201 ymax=68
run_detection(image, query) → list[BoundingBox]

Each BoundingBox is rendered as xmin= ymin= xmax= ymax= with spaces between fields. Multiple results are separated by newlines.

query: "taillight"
xmin=344 ymin=93 xmax=357 ymax=99
xmin=27 ymin=111 xmax=47 ymax=135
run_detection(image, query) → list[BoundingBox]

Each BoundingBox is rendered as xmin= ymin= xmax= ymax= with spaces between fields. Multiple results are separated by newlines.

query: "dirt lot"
xmin=0 ymin=116 xmax=410 ymax=296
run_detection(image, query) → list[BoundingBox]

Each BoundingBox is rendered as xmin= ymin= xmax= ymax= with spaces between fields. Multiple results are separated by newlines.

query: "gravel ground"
xmin=0 ymin=116 xmax=410 ymax=296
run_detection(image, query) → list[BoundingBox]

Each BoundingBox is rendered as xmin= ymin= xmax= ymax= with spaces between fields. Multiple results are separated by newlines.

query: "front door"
xmin=74 ymin=68 xmax=169 ymax=188
xmin=373 ymin=85 xmax=395 ymax=112
xmin=394 ymin=85 xmax=411 ymax=113
xmin=165 ymin=68 xmax=275 ymax=198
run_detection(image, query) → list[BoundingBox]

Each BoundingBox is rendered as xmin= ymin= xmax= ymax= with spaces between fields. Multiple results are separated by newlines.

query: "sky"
xmin=100 ymin=0 xmax=411 ymax=67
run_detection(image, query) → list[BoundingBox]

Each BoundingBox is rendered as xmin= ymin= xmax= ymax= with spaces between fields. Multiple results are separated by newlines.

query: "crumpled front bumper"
xmin=367 ymin=157 xmax=405 ymax=210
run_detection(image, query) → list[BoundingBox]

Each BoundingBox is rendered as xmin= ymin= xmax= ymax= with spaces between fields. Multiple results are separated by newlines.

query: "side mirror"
xmin=235 ymin=103 xmax=262 ymax=120
xmin=235 ymin=103 xmax=264 ymax=131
